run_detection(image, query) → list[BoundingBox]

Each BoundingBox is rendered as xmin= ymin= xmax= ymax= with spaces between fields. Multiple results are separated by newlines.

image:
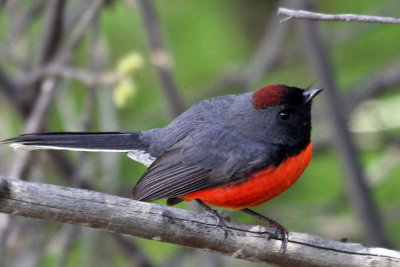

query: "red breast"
xmin=180 ymin=142 xmax=313 ymax=210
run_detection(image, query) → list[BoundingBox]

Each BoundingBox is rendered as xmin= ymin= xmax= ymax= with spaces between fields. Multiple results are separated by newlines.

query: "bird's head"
xmin=231 ymin=84 xmax=323 ymax=159
xmin=252 ymin=84 xmax=322 ymax=148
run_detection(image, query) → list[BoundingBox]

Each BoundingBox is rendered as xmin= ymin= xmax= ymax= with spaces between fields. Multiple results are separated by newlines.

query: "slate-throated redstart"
xmin=3 ymin=84 xmax=322 ymax=247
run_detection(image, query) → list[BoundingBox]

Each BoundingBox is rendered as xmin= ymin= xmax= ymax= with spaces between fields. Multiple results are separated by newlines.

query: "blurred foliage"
xmin=0 ymin=0 xmax=400 ymax=266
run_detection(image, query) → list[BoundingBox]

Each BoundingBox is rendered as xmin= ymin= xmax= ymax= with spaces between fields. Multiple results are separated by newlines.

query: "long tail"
xmin=2 ymin=132 xmax=148 ymax=152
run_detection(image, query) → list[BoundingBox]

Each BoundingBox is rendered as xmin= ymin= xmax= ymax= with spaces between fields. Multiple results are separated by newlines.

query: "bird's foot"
xmin=241 ymin=208 xmax=288 ymax=252
xmin=196 ymin=199 xmax=231 ymax=238
xmin=268 ymin=220 xmax=289 ymax=250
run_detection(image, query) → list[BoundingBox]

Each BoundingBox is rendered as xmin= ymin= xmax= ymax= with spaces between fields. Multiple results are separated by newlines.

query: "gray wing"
xmin=131 ymin=124 xmax=270 ymax=202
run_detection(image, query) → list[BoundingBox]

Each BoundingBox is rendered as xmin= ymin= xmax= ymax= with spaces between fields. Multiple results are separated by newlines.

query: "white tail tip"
xmin=10 ymin=143 xmax=43 ymax=151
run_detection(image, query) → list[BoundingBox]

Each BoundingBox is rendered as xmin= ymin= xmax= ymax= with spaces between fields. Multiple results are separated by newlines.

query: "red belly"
xmin=180 ymin=143 xmax=312 ymax=210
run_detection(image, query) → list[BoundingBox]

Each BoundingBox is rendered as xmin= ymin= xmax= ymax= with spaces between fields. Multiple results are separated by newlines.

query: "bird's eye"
xmin=279 ymin=110 xmax=290 ymax=120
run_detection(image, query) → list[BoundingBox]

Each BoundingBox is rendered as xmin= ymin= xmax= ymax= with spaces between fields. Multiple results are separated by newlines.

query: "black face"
xmin=256 ymin=86 xmax=317 ymax=165
xmin=264 ymin=100 xmax=312 ymax=150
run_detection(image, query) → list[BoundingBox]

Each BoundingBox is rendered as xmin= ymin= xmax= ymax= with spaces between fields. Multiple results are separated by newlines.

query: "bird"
xmin=3 ymin=84 xmax=322 ymax=248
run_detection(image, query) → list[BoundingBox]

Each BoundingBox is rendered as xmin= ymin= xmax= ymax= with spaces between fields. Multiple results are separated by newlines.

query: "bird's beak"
xmin=303 ymin=88 xmax=323 ymax=104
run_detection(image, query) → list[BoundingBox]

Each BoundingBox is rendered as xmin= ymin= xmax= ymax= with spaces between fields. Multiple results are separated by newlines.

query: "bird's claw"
xmin=241 ymin=209 xmax=289 ymax=252
xmin=196 ymin=199 xmax=231 ymax=238
xmin=268 ymin=222 xmax=289 ymax=252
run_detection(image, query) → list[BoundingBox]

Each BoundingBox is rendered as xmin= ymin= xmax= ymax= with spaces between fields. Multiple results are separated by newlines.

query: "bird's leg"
xmin=241 ymin=208 xmax=288 ymax=251
xmin=196 ymin=199 xmax=230 ymax=238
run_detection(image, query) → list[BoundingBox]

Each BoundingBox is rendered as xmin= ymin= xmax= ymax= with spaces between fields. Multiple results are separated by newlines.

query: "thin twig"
xmin=278 ymin=7 xmax=400 ymax=24
xmin=21 ymin=67 xmax=123 ymax=87
xmin=0 ymin=176 xmax=399 ymax=267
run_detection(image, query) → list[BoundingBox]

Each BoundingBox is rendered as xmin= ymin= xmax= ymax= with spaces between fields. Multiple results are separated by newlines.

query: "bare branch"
xmin=278 ymin=7 xmax=400 ymax=24
xmin=21 ymin=66 xmax=123 ymax=87
xmin=0 ymin=176 xmax=399 ymax=267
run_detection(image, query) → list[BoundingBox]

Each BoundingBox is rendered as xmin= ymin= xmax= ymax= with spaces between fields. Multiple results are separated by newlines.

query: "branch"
xmin=0 ymin=176 xmax=399 ymax=267
xmin=21 ymin=66 xmax=123 ymax=87
xmin=278 ymin=7 xmax=400 ymax=24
